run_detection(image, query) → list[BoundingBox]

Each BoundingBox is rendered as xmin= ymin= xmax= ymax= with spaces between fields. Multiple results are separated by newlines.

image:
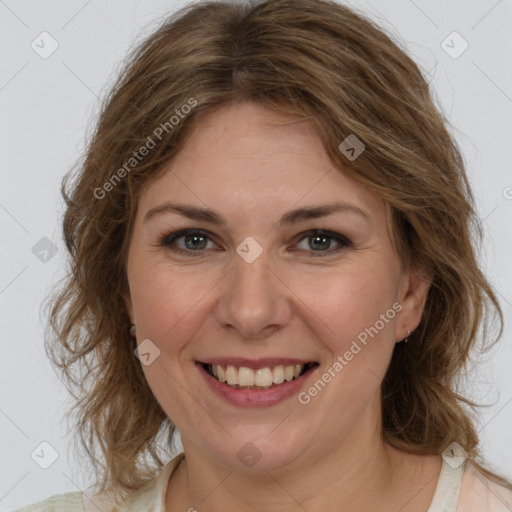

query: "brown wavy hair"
xmin=46 ymin=0 xmax=510 ymax=498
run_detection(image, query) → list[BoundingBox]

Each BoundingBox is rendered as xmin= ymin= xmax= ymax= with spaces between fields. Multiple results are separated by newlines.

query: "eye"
xmin=158 ymin=229 xmax=352 ymax=258
xmin=292 ymin=229 xmax=352 ymax=257
xmin=159 ymin=229 xmax=220 ymax=256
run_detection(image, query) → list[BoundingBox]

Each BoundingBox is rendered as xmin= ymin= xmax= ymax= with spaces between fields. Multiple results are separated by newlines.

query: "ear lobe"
xmin=397 ymin=266 xmax=431 ymax=341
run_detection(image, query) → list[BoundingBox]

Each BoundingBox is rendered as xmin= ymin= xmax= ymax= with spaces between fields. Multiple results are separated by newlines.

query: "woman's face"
xmin=125 ymin=102 xmax=429 ymax=470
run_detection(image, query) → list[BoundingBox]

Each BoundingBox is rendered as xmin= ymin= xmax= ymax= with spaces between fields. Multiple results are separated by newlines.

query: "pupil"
xmin=184 ymin=234 xmax=331 ymax=251
xmin=310 ymin=235 xmax=330 ymax=251
xmin=185 ymin=234 xmax=207 ymax=250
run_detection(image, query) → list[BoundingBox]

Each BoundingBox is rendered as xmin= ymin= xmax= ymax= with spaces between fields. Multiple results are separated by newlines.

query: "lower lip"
xmin=196 ymin=362 xmax=318 ymax=407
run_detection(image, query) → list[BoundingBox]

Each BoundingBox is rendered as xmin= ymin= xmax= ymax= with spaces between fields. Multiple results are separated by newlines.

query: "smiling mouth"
xmin=200 ymin=362 xmax=319 ymax=390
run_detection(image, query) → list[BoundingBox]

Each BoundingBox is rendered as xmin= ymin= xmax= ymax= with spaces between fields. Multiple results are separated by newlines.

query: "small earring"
xmin=130 ymin=324 xmax=136 ymax=336
xmin=403 ymin=329 xmax=411 ymax=343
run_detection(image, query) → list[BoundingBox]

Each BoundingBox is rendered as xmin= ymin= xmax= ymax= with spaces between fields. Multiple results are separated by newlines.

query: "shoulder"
xmin=13 ymin=492 xmax=84 ymax=512
xmin=457 ymin=463 xmax=512 ymax=511
xmin=13 ymin=453 xmax=185 ymax=512
xmin=13 ymin=491 xmax=116 ymax=512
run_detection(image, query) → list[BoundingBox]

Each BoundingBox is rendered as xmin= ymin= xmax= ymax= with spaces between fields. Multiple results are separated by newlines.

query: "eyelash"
xmin=158 ymin=229 xmax=352 ymax=258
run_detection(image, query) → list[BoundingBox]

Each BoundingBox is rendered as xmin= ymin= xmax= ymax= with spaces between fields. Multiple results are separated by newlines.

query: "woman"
xmin=17 ymin=0 xmax=512 ymax=510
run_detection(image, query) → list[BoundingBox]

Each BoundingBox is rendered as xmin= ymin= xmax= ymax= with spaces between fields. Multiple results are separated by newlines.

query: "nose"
xmin=214 ymin=250 xmax=293 ymax=340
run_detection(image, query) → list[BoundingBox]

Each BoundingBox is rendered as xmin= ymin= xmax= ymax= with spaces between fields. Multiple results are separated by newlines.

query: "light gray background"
xmin=1 ymin=0 xmax=511 ymax=510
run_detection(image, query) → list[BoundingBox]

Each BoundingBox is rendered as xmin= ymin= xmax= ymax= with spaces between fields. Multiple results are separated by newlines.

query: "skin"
xmin=125 ymin=101 xmax=441 ymax=511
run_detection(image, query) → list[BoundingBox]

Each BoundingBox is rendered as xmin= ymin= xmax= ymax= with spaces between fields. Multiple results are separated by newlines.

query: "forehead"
xmin=138 ymin=102 xmax=385 ymax=227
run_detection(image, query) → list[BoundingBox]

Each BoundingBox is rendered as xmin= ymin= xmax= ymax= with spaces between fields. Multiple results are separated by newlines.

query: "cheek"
xmin=307 ymin=266 xmax=400 ymax=403
xmin=128 ymin=259 xmax=213 ymax=421
xmin=129 ymin=251 xmax=223 ymax=362
xmin=315 ymin=266 xmax=399 ymax=340
xmin=129 ymin=254 xmax=399 ymax=349
xmin=130 ymin=260 xmax=211 ymax=343
xmin=300 ymin=270 xmax=399 ymax=420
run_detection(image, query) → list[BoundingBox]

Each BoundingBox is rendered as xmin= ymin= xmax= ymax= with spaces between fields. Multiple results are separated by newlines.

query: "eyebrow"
xmin=144 ymin=201 xmax=371 ymax=227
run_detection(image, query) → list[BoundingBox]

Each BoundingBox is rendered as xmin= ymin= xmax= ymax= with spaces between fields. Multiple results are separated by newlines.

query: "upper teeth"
xmin=210 ymin=364 xmax=305 ymax=388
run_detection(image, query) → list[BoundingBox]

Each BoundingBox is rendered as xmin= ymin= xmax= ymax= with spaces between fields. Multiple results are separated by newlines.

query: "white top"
xmin=13 ymin=452 xmax=512 ymax=511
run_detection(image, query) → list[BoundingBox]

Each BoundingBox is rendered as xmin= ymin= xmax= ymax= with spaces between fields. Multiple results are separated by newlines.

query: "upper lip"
xmin=198 ymin=358 xmax=317 ymax=369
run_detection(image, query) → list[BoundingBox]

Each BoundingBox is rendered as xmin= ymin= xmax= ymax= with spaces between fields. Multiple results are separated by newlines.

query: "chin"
xmin=205 ymin=425 xmax=310 ymax=472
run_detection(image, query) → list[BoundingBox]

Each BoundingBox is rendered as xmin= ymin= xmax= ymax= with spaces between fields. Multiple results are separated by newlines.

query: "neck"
xmin=165 ymin=421 xmax=429 ymax=511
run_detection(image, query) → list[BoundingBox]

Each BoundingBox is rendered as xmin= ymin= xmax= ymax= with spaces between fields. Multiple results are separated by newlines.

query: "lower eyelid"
xmin=160 ymin=230 xmax=351 ymax=256
xmin=163 ymin=232 xmax=219 ymax=252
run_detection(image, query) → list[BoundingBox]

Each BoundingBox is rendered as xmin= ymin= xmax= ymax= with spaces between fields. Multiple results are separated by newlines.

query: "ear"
xmin=396 ymin=265 xmax=431 ymax=342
